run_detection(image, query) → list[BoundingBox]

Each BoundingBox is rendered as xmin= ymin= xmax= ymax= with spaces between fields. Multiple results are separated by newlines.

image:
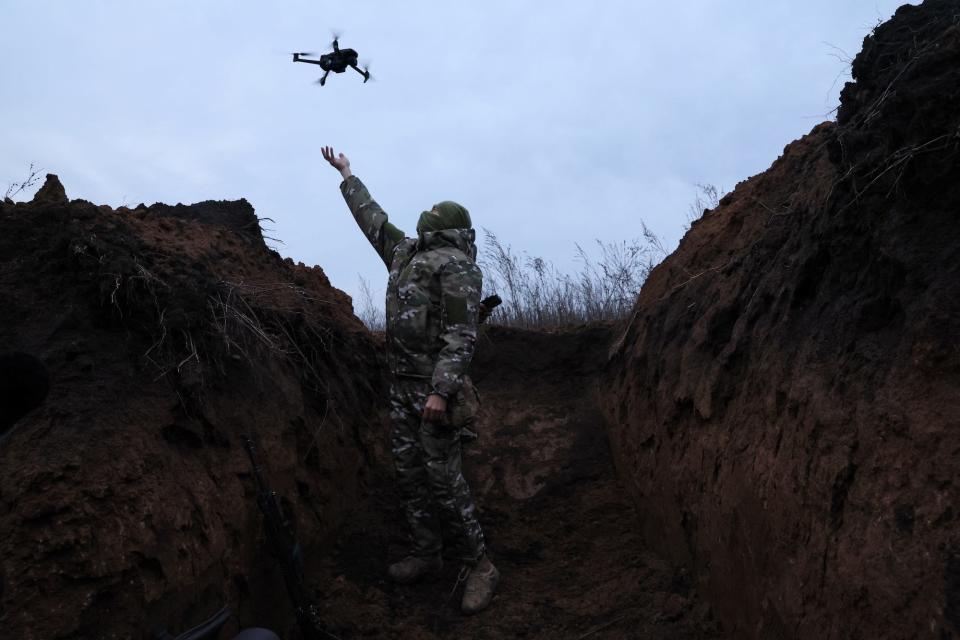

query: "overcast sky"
xmin=1 ymin=1 xmax=913 ymax=306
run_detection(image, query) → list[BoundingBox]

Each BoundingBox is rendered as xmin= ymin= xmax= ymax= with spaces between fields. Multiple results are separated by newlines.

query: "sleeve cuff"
xmin=431 ymin=378 xmax=462 ymax=399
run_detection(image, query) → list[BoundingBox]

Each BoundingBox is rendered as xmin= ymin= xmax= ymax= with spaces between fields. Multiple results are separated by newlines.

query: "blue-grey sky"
xmin=1 ymin=1 xmax=912 ymax=306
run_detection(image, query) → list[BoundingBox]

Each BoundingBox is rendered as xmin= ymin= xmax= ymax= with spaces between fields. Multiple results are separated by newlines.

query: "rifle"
xmin=242 ymin=435 xmax=332 ymax=640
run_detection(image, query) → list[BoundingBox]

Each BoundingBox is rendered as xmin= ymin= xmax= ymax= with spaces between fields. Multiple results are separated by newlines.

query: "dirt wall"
xmin=604 ymin=2 xmax=960 ymax=637
xmin=0 ymin=182 xmax=386 ymax=639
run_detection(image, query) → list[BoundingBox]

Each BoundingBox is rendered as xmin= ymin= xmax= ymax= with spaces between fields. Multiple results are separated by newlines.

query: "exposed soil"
xmin=310 ymin=326 xmax=720 ymax=640
xmin=0 ymin=187 xmax=724 ymax=639
xmin=0 ymin=185 xmax=384 ymax=639
xmin=604 ymin=1 xmax=960 ymax=638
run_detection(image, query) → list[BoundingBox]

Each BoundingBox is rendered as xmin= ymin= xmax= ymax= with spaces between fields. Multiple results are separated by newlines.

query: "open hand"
xmin=322 ymin=146 xmax=352 ymax=179
xmin=422 ymin=394 xmax=448 ymax=424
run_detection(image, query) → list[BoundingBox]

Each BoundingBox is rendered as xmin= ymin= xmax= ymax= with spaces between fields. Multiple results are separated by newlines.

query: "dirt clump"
xmin=31 ymin=173 xmax=68 ymax=205
xmin=0 ymin=180 xmax=384 ymax=639
xmin=604 ymin=2 xmax=960 ymax=638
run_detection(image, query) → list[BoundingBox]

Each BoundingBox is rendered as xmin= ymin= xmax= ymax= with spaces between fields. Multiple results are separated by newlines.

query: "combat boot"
xmin=387 ymin=554 xmax=443 ymax=584
xmin=461 ymin=555 xmax=500 ymax=614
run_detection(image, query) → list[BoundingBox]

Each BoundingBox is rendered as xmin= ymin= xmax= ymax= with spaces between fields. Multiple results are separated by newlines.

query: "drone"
xmin=292 ymin=37 xmax=370 ymax=86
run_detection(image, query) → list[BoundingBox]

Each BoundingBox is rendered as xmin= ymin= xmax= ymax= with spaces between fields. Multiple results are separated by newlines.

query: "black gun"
xmin=242 ymin=436 xmax=332 ymax=640
xmin=479 ymin=294 xmax=502 ymax=324
xmin=480 ymin=294 xmax=502 ymax=311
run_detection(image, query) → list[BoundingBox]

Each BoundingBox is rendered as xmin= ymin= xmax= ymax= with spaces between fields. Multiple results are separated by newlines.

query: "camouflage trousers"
xmin=390 ymin=376 xmax=486 ymax=562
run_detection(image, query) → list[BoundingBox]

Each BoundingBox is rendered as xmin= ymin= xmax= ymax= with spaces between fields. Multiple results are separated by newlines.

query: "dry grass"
xmin=356 ymin=276 xmax=386 ymax=332
xmin=686 ymin=183 xmax=720 ymax=229
xmin=355 ymin=223 xmax=680 ymax=331
xmin=479 ymin=229 xmax=666 ymax=328
xmin=4 ymin=163 xmax=42 ymax=200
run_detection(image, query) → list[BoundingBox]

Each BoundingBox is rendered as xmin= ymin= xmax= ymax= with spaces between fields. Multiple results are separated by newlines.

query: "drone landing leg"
xmin=319 ymin=70 xmax=330 ymax=86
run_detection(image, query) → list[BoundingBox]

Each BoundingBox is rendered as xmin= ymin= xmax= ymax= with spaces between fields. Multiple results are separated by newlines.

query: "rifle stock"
xmin=242 ymin=436 xmax=331 ymax=640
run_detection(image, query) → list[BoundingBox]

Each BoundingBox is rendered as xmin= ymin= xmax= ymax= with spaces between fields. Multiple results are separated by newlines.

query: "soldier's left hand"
xmin=423 ymin=394 xmax=448 ymax=423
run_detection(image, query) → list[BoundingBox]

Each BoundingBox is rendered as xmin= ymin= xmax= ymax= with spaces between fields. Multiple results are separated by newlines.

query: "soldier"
xmin=321 ymin=146 xmax=499 ymax=614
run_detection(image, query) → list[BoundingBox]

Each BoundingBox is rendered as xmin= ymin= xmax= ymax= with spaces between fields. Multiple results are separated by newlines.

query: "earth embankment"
xmin=0 ymin=183 xmax=384 ymax=638
xmin=603 ymin=2 xmax=960 ymax=637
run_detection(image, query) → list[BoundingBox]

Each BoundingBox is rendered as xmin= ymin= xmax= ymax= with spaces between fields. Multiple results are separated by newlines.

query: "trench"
xmin=305 ymin=325 xmax=723 ymax=639
xmin=0 ymin=193 xmax=722 ymax=639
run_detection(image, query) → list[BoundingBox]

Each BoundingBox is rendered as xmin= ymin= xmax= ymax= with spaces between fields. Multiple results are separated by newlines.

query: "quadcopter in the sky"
xmin=292 ymin=37 xmax=371 ymax=86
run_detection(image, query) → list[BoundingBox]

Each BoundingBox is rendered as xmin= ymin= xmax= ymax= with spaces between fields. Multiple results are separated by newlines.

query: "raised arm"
xmin=322 ymin=146 xmax=406 ymax=268
xmin=431 ymin=259 xmax=483 ymax=399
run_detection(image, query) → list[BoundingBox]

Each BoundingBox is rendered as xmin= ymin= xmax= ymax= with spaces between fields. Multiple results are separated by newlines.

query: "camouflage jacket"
xmin=341 ymin=176 xmax=482 ymax=398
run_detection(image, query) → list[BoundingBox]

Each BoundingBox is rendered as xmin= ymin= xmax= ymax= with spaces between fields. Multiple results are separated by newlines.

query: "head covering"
xmin=416 ymin=200 xmax=472 ymax=233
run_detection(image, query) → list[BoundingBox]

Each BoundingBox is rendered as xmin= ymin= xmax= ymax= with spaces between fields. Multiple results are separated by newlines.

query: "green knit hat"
xmin=416 ymin=200 xmax=472 ymax=233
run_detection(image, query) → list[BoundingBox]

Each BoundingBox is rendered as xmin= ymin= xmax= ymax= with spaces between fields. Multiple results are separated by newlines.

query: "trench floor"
xmin=308 ymin=363 xmax=723 ymax=639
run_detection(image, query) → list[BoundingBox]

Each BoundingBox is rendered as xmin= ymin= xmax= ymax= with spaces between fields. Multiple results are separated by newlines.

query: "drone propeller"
xmin=361 ymin=60 xmax=374 ymax=82
xmin=290 ymin=51 xmax=317 ymax=56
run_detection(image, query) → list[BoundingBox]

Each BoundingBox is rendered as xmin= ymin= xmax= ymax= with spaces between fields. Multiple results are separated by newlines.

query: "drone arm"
xmin=349 ymin=64 xmax=370 ymax=82
xmin=293 ymin=57 xmax=324 ymax=67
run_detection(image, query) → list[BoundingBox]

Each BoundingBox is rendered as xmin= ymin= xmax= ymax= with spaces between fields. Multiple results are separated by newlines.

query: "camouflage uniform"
xmin=341 ymin=175 xmax=486 ymax=561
